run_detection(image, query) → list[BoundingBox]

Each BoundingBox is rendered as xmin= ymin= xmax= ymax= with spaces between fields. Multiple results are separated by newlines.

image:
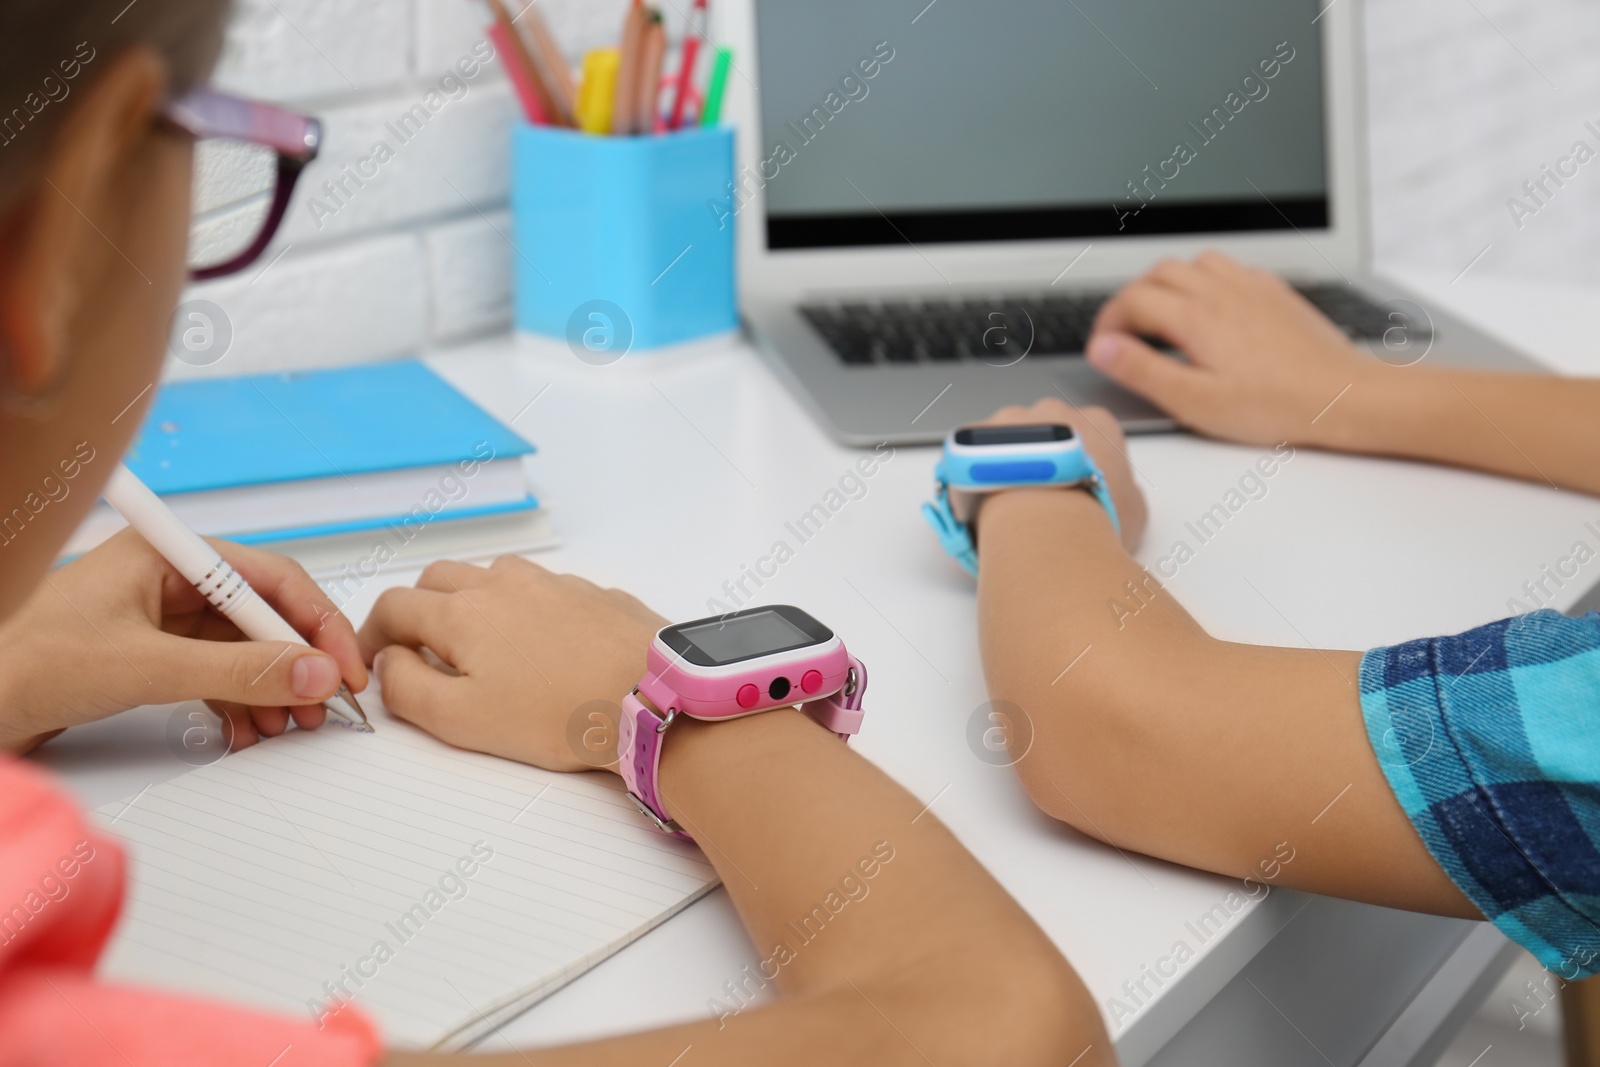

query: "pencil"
xmin=666 ymin=0 xmax=707 ymax=131
xmin=611 ymin=1 xmax=647 ymax=135
xmin=699 ymin=46 xmax=732 ymax=127
xmin=517 ymin=1 xmax=577 ymax=126
xmin=102 ymin=465 xmax=372 ymax=732
xmin=489 ymin=21 xmax=546 ymax=124
xmin=637 ymin=12 xmax=665 ymax=134
xmin=487 ymin=0 xmax=562 ymax=125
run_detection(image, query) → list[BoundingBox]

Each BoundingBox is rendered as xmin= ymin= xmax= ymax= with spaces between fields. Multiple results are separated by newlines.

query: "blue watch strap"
xmin=923 ymin=458 xmax=1120 ymax=577
xmin=1086 ymin=475 xmax=1121 ymax=538
xmin=921 ymin=486 xmax=979 ymax=577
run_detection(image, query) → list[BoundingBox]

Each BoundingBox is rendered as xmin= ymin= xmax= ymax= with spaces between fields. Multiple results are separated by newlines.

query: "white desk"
xmin=37 ymin=266 xmax=1600 ymax=1065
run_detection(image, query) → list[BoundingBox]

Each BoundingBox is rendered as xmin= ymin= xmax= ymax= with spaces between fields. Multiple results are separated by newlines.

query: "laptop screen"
xmin=753 ymin=0 xmax=1328 ymax=250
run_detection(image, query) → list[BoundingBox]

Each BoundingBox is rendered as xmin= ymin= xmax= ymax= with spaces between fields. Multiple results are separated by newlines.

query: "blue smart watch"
xmin=922 ymin=423 xmax=1119 ymax=576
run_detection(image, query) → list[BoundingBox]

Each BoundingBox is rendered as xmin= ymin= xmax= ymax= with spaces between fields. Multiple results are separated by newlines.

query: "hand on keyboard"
xmin=1087 ymin=251 xmax=1378 ymax=447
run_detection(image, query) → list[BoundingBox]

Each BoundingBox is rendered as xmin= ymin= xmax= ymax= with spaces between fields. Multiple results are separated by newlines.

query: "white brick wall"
xmin=167 ymin=0 xmax=1600 ymax=379
xmin=181 ymin=233 xmax=429 ymax=374
xmin=211 ymin=1 xmax=413 ymax=102
xmin=274 ymin=85 xmax=517 ymax=247
xmin=424 ymin=210 xmax=515 ymax=342
xmin=168 ymin=0 xmax=631 ymax=380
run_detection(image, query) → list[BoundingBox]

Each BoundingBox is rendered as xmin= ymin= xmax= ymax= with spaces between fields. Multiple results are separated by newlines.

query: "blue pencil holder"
xmin=510 ymin=124 xmax=738 ymax=352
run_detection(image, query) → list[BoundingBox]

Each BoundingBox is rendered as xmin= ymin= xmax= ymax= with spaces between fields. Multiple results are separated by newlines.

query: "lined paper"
xmin=94 ymin=708 xmax=718 ymax=1049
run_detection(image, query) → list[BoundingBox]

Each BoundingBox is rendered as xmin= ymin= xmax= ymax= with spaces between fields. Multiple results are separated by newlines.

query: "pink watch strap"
xmin=618 ymin=692 xmax=689 ymax=839
xmin=618 ymin=657 xmax=869 ymax=841
xmin=807 ymin=656 xmax=867 ymax=739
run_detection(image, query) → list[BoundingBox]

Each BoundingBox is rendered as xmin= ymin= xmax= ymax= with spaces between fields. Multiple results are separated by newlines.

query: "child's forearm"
xmin=653 ymin=709 xmax=1102 ymax=1064
xmin=1313 ymin=364 xmax=1600 ymax=496
xmin=974 ymin=488 xmax=1475 ymax=917
xmin=389 ymin=708 xmax=1106 ymax=1067
xmin=975 ymin=488 xmax=1222 ymax=822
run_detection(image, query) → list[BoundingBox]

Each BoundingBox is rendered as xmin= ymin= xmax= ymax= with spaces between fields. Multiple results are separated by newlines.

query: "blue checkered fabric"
xmin=1360 ymin=609 xmax=1600 ymax=977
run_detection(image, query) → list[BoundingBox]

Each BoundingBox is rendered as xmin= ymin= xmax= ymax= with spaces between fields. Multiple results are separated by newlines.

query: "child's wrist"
xmin=0 ymin=651 xmax=50 ymax=753
xmin=654 ymin=708 xmax=817 ymax=825
xmin=1299 ymin=359 xmax=1443 ymax=455
xmin=975 ymin=485 xmax=1111 ymax=543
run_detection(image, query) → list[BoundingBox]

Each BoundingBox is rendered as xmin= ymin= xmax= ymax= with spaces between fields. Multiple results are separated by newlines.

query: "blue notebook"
xmin=125 ymin=360 xmax=534 ymax=492
xmin=68 ymin=361 xmax=540 ymax=557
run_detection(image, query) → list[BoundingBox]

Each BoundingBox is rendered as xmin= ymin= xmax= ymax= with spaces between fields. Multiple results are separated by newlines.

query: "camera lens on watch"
xmin=769 ymin=676 xmax=791 ymax=701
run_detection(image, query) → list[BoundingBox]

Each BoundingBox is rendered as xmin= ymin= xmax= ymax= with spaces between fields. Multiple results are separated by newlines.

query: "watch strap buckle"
xmin=625 ymin=790 xmax=684 ymax=836
xmin=809 ymin=657 xmax=868 ymax=740
xmin=1084 ymin=473 xmax=1121 ymax=537
xmin=618 ymin=692 xmax=693 ymax=841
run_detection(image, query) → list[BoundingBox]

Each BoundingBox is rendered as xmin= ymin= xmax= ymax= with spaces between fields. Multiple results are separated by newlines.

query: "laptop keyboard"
xmin=799 ymin=284 xmax=1418 ymax=366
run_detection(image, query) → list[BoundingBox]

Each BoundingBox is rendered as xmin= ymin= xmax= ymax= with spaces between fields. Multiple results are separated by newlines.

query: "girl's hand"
xmin=357 ymin=556 xmax=665 ymax=772
xmin=0 ymin=528 xmax=366 ymax=753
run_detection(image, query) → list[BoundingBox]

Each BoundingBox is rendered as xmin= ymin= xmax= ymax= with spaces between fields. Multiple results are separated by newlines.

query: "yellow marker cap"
xmin=577 ymin=48 xmax=622 ymax=135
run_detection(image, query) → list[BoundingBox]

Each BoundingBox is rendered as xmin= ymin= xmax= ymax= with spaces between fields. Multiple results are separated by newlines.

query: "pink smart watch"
xmin=618 ymin=605 xmax=867 ymax=839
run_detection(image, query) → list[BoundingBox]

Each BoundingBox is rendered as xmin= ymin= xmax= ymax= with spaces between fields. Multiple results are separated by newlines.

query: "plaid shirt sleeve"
xmin=1361 ymin=609 xmax=1600 ymax=978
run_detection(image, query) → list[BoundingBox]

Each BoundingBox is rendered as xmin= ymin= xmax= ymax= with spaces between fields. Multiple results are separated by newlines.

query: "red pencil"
xmin=488 ymin=21 xmax=546 ymax=124
xmin=666 ymin=0 xmax=707 ymax=130
xmin=487 ymin=0 xmax=561 ymax=124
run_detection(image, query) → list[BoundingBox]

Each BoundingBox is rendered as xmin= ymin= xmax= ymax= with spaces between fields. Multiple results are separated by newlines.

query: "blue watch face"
xmin=954 ymin=424 xmax=1074 ymax=447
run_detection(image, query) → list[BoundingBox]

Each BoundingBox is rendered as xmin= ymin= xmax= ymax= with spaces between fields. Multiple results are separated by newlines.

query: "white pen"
xmin=102 ymin=463 xmax=373 ymax=732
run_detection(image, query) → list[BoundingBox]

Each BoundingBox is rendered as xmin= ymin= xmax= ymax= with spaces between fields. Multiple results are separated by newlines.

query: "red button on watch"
xmin=736 ymin=683 xmax=761 ymax=708
xmin=801 ymin=669 xmax=823 ymax=694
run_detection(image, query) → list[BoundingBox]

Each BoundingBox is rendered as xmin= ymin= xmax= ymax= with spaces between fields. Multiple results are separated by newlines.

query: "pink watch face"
xmin=639 ymin=605 xmax=851 ymax=720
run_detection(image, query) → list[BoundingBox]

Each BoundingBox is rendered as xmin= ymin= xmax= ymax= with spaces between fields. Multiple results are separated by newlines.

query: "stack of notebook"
xmin=66 ymin=361 xmax=553 ymax=569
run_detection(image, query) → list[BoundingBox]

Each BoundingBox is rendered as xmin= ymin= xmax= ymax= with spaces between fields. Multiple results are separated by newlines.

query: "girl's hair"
xmin=0 ymin=0 xmax=232 ymax=207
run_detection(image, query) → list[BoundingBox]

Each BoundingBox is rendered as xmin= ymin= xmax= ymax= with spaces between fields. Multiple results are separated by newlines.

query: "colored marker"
xmin=577 ymin=48 xmax=621 ymax=134
xmin=700 ymin=46 xmax=732 ymax=127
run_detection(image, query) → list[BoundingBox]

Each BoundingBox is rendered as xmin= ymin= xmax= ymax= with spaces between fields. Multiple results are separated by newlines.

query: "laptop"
xmin=721 ymin=0 xmax=1540 ymax=446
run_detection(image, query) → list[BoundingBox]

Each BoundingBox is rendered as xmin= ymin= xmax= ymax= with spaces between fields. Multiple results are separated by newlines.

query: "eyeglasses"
xmin=160 ymin=88 xmax=322 ymax=281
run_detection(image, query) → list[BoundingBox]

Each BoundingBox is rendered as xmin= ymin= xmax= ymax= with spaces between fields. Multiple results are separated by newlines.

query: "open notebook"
xmin=92 ymin=710 xmax=720 ymax=1050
